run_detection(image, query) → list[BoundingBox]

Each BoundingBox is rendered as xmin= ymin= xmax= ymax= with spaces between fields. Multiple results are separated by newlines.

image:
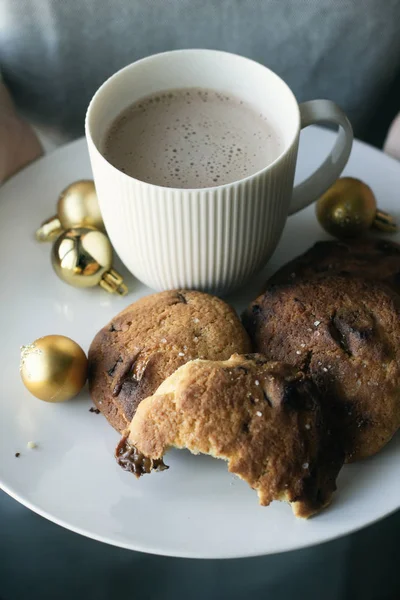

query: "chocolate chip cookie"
xmin=243 ymin=275 xmax=400 ymax=461
xmin=118 ymin=354 xmax=343 ymax=518
xmin=89 ymin=290 xmax=251 ymax=432
xmin=269 ymin=238 xmax=400 ymax=292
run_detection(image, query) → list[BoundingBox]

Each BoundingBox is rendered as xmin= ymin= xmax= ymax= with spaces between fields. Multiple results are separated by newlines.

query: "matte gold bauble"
xmin=316 ymin=177 xmax=397 ymax=238
xmin=51 ymin=226 xmax=127 ymax=295
xmin=20 ymin=335 xmax=88 ymax=402
xmin=36 ymin=180 xmax=104 ymax=242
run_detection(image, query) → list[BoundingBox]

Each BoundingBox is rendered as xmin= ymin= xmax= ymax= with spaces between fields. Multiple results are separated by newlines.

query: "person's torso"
xmin=1 ymin=0 xmax=400 ymax=145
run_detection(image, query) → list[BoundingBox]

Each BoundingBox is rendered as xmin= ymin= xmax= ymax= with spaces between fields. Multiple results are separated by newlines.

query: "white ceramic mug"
xmin=86 ymin=49 xmax=353 ymax=294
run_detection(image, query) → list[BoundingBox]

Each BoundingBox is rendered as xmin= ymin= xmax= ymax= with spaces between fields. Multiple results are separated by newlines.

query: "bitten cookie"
xmin=88 ymin=290 xmax=251 ymax=432
xmin=117 ymin=354 xmax=343 ymax=518
xmin=243 ymin=275 xmax=400 ymax=461
xmin=269 ymin=238 xmax=400 ymax=293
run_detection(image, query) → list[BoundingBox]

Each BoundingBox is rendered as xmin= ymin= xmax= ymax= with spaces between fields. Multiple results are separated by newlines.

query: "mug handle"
xmin=289 ymin=100 xmax=353 ymax=215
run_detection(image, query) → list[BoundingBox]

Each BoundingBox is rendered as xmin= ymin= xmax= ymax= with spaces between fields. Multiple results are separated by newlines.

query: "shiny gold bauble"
xmin=20 ymin=335 xmax=87 ymax=402
xmin=58 ymin=180 xmax=104 ymax=231
xmin=51 ymin=226 xmax=127 ymax=295
xmin=316 ymin=177 xmax=397 ymax=238
xmin=36 ymin=180 xmax=104 ymax=242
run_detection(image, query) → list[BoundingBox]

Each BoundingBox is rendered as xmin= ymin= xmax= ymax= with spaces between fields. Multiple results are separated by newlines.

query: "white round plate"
xmin=1 ymin=128 xmax=399 ymax=559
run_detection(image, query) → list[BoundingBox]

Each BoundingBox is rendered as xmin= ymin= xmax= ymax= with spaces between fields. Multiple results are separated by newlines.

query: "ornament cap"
xmin=35 ymin=216 xmax=63 ymax=242
xmin=373 ymin=209 xmax=398 ymax=233
xmin=100 ymin=268 xmax=128 ymax=296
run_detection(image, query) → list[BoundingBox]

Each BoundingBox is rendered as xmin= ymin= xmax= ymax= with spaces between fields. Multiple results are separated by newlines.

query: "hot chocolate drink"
xmin=102 ymin=87 xmax=282 ymax=188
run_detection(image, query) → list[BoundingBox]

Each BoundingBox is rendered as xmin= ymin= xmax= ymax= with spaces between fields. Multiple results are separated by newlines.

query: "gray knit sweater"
xmin=1 ymin=0 xmax=400 ymax=146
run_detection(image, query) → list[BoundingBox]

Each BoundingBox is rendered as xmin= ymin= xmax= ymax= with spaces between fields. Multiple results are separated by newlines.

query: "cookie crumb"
xmin=89 ymin=407 xmax=101 ymax=414
xmin=27 ymin=441 xmax=36 ymax=449
xmin=15 ymin=452 xmax=20 ymax=458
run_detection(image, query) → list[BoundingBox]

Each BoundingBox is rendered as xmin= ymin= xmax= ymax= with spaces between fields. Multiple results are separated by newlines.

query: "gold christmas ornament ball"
xmin=52 ymin=226 xmax=112 ymax=288
xmin=57 ymin=180 xmax=104 ymax=231
xmin=35 ymin=180 xmax=104 ymax=242
xmin=316 ymin=177 xmax=377 ymax=238
xmin=20 ymin=335 xmax=88 ymax=402
xmin=51 ymin=226 xmax=127 ymax=295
